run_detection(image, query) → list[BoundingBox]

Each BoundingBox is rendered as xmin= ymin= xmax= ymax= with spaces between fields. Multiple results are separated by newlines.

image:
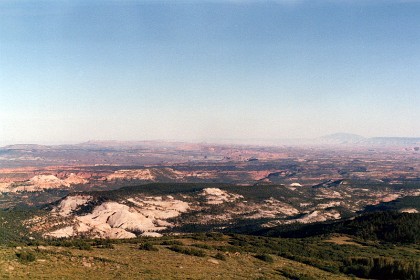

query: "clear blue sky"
xmin=1 ymin=0 xmax=419 ymax=144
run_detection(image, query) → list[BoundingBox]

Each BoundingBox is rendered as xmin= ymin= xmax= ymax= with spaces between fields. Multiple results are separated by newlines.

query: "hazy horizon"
xmin=2 ymin=132 xmax=420 ymax=147
xmin=1 ymin=0 xmax=419 ymax=144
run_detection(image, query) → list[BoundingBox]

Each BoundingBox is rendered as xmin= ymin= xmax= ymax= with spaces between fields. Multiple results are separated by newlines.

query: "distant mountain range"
xmin=1 ymin=133 xmax=420 ymax=149
xmin=316 ymin=133 xmax=420 ymax=146
xmin=319 ymin=133 xmax=366 ymax=143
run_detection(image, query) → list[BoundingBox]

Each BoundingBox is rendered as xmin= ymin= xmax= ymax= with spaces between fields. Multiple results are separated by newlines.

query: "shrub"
xmin=255 ymin=254 xmax=274 ymax=263
xmin=139 ymin=242 xmax=158 ymax=251
xmin=93 ymin=239 xmax=114 ymax=249
xmin=279 ymin=268 xmax=318 ymax=280
xmin=51 ymin=239 xmax=92 ymax=250
xmin=16 ymin=251 xmax=36 ymax=262
xmin=192 ymin=243 xmax=213 ymax=250
xmin=73 ymin=240 xmax=92 ymax=251
xmin=191 ymin=232 xmax=225 ymax=241
xmin=214 ymin=252 xmax=227 ymax=261
xmin=160 ymin=240 xmax=184 ymax=246
xmin=169 ymin=245 xmax=206 ymax=257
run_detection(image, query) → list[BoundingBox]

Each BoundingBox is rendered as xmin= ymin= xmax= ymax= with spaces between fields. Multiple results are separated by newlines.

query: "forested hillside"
xmin=257 ymin=211 xmax=420 ymax=244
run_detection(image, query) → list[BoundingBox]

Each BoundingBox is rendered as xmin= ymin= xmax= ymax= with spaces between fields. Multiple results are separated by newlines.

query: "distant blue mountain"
xmin=319 ymin=133 xmax=365 ymax=144
xmin=318 ymin=133 xmax=420 ymax=146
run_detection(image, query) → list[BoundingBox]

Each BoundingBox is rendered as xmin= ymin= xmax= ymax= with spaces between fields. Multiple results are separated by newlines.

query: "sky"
xmin=0 ymin=0 xmax=419 ymax=145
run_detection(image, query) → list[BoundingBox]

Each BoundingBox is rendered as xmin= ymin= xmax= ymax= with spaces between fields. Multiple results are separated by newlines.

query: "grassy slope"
xmin=2 ymin=233 xmax=419 ymax=280
xmin=0 ymin=238 xmax=352 ymax=280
